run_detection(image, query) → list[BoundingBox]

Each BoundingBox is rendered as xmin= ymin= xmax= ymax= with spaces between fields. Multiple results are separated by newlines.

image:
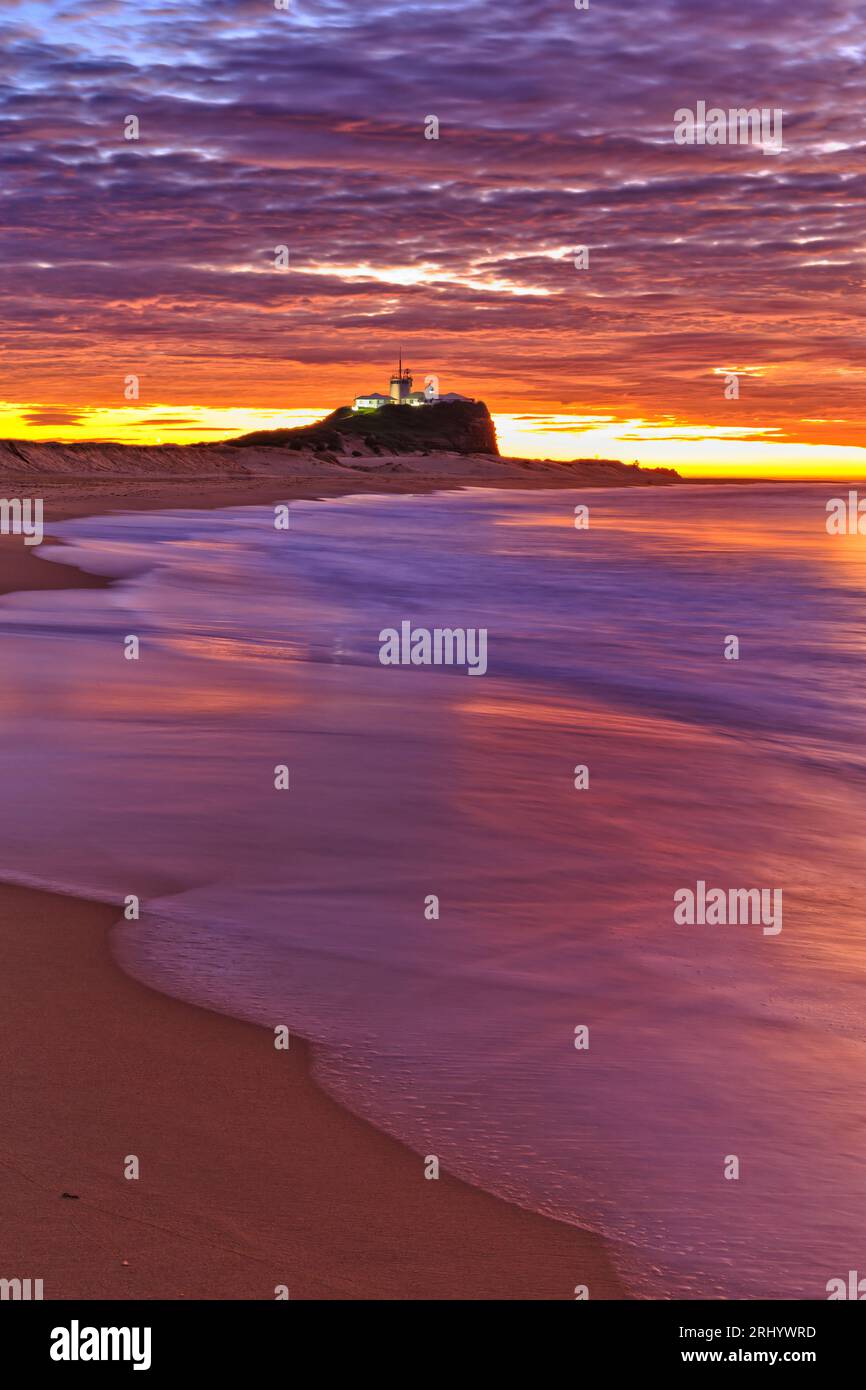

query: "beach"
xmin=0 ymin=475 xmax=626 ymax=1301
xmin=3 ymin=471 xmax=863 ymax=1301
xmin=0 ymin=880 xmax=623 ymax=1299
xmin=5 ymin=0 xmax=862 ymax=1327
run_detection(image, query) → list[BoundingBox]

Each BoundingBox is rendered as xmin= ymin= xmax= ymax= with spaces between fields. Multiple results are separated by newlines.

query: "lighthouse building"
xmin=353 ymin=354 xmax=472 ymax=413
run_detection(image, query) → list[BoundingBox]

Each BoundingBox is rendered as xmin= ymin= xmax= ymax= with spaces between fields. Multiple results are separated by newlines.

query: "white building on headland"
xmin=353 ymin=352 xmax=474 ymax=412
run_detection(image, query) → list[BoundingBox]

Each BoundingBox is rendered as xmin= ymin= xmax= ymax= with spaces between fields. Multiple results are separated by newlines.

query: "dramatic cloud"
xmin=1 ymin=0 xmax=865 ymax=463
xmin=20 ymin=407 xmax=84 ymax=426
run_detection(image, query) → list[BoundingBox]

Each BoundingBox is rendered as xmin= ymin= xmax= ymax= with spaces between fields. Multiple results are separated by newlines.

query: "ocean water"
xmin=2 ymin=482 xmax=865 ymax=1298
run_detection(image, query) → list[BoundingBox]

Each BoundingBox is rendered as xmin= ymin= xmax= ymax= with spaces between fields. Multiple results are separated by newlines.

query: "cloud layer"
xmin=2 ymin=0 xmax=865 ymax=456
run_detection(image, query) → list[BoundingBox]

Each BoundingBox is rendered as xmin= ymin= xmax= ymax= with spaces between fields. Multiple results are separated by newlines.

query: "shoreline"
xmin=0 ymin=478 xmax=627 ymax=1301
xmin=0 ymin=470 xmax=666 ymax=594
xmin=0 ymin=881 xmax=624 ymax=1299
xmin=1 ymin=464 xmax=681 ymax=596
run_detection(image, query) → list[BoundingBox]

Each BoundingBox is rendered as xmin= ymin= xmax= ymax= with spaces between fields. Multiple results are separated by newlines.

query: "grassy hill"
xmin=230 ymin=400 xmax=500 ymax=457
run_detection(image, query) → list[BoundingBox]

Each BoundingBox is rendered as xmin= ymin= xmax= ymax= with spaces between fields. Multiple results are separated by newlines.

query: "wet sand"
xmin=0 ymin=480 xmax=626 ymax=1300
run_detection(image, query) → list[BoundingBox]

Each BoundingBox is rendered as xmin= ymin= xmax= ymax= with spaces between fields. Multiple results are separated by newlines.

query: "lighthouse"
xmin=389 ymin=349 xmax=413 ymax=402
xmin=352 ymin=352 xmax=474 ymax=411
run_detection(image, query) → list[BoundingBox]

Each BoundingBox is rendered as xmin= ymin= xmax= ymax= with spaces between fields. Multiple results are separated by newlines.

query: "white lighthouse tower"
xmin=389 ymin=349 xmax=413 ymax=402
xmin=353 ymin=350 xmax=465 ymax=411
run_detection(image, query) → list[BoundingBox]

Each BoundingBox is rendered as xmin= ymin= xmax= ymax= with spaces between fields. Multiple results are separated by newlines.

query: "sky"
xmin=1 ymin=0 xmax=865 ymax=475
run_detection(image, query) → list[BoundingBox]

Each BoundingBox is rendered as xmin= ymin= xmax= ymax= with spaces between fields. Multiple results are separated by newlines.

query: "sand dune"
xmin=0 ymin=437 xmax=679 ymax=488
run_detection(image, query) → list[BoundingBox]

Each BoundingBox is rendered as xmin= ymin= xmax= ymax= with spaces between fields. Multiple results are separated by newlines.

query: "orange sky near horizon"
xmin=4 ymin=3 xmax=866 ymax=482
xmin=4 ymin=398 xmax=866 ymax=479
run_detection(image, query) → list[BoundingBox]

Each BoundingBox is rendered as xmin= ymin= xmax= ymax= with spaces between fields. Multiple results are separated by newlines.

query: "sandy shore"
xmin=0 ymin=474 xmax=626 ymax=1300
xmin=0 ymin=882 xmax=624 ymax=1299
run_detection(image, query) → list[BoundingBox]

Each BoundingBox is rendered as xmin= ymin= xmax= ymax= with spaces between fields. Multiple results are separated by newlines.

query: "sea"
xmin=1 ymin=481 xmax=864 ymax=1299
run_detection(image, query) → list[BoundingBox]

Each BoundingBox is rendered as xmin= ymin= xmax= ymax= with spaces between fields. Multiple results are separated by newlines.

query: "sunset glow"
xmin=6 ymin=0 xmax=866 ymax=1323
xmin=3 ymin=1 xmax=865 ymax=477
xmin=5 ymin=400 xmax=866 ymax=477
